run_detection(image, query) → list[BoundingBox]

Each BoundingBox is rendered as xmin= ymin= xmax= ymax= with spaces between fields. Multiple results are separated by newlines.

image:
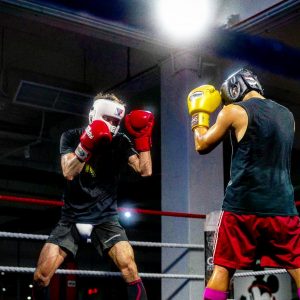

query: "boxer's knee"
xmin=119 ymin=256 xmax=139 ymax=282
xmin=109 ymin=241 xmax=139 ymax=282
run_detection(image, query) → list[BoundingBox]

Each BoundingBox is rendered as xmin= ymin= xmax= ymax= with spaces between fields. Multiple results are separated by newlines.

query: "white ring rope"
xmin=0 ymin=266 xmax=204 ymax=280
xmin=130 ymin=241 xmax=203 ymax=249
xmin=0 ymin=231 xmax=203 ymax=249
xmin=0 ymin=265 xmax=286 ymax=280
xmin=234 ymin=269 xmax=287 ymax=277
xmin=1 ymin=232 xmax=285 ymax=279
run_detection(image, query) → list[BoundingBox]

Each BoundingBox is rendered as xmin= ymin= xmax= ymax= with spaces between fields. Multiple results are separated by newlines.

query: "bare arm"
xmin=194 ymin=104 xmax=247 ymax=154
xmin=128 ymin=151 xmax=152 ymax=177
xmin=61 ymin=153 xmax=85 ymax=180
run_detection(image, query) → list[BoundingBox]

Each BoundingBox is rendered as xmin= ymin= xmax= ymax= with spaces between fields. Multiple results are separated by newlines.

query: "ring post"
xmin=204 ymin=210 xmax=234 ymax=299
xmin=204 ymin=211 xmax=221 ymax=285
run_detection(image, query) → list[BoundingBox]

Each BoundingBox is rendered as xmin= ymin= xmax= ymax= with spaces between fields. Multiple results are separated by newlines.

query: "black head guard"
xmin=220 ymin=68 xmax=263 ymax=105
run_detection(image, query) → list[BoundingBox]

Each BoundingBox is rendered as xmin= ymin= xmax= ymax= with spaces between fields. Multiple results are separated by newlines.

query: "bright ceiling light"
xmin=155 ymin=0 xmax=212 ymax=43
xmin=124 ymin=211 xmax=132 ymax=218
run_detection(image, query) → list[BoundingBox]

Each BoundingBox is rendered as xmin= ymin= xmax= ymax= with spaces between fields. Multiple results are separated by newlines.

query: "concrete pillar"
xmin=161 ymin=51 xmax=224 ymax=299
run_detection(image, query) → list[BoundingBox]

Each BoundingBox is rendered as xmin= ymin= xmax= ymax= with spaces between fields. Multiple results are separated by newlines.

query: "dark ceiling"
xmin=34 ymin=0 xmax=154 ymax=31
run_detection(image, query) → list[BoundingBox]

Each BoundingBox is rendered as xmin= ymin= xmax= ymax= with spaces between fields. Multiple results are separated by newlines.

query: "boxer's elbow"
xmin=197 ymin=147 xmax=211 ymax=155
xmin=195 ymin=139 xmax=219 ymax=154
xmin=61 ymin=155 xmax=84 ymax=180
xmin=141 ymin=168 xmax=152 ymax=177
xmin=62 ymin=164 xmax=81 ymax=180
xmin=140 ymin=159 xmax=152 ymax=177
xmin=195 ymin=141 xmax=210 ymax=154
xmin=62 ymin=169 xmax=75 ymax=180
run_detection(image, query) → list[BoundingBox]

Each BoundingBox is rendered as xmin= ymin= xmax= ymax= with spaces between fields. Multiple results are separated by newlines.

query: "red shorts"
xmin=213 ymin=211 xmax=300 ymax=269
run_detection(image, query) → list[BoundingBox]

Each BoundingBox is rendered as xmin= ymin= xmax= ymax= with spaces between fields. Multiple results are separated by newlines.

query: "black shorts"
xmin=47 ymin=220 xmax=129 ymax=257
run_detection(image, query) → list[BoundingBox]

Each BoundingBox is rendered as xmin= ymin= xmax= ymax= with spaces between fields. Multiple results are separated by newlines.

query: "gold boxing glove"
xmin=187 ymin=84 xmax=221 ymax=130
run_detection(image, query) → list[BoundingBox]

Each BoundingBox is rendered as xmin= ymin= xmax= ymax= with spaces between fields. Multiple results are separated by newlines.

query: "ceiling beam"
xmin=0 ymin=0 xmax=171 ymax=55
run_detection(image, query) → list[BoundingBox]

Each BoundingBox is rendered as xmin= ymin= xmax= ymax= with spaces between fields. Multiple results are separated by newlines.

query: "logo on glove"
xmin=85 ymin=126 xmax=94 ymax=139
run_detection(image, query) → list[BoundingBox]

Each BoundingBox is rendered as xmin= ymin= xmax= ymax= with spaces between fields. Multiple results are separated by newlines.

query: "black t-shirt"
xmin=60 ymin=128 xmax=137 ymax=223
xmin=223 ymin=98 xmax=297 ymax=216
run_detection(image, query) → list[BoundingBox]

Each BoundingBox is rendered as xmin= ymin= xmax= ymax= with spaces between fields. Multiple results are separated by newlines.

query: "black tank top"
xmin=223 ymin=98 xmax=297 ymax=216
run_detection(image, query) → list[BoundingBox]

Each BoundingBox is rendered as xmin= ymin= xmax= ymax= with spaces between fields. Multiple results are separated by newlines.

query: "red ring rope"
xmin=0 ymin=194 xmax=206 ymax=219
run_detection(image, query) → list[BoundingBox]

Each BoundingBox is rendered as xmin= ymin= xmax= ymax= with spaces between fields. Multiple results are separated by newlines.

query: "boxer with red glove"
xmin=125 ymin=110 xmax=154 ymax=152
xmin=75 ymin=120 xmax=112 ymax=162
xmin=33 ymin=94 xmax=150 ymax=300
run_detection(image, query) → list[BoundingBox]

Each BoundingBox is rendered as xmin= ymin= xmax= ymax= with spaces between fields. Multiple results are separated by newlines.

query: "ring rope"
xmin=0 ymin=265 xmax=286 ymax=279
xmin=130 ymin=241 xmax=203 ymax=249
xmin=234 ymin=269 xmax=287 ymax=277
xmin=0 ymin=195 xmax=206 ymax=219
xmin=0 ymin=231 xmax=204 ymax=249
xmin=0 ymin=266 xmax=204 ymax=280
xmin=0 ymin=233 xmax=287 ymax=279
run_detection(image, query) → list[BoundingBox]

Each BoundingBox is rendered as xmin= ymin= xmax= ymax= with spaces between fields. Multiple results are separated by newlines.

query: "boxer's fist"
xmin=75 ymin=120 xmax=112 ymax=162
xmin=187 ymin=85 xmax=221 ymax=129
xmin=125 ymin=110 xmax=154 ymax=152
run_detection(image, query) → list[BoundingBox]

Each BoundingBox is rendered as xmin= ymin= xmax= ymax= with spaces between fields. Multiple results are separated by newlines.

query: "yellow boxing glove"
xmin=187 ymin=84 xmax=221 ymax=130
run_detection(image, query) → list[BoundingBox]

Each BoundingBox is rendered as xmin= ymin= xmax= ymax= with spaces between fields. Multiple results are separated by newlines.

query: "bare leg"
xmin=207 ymin=265 xmax=235 ymax=291
xmin=108 ymin=241 xmax=139 ymax=282
xmin=108 ymin=241 xmax=147 ymax=300
xmin=287 ymin=268 xmax=300 ymax=299
xmin=287 ymin=268 xmax=300 ymax=288
xmin=203 ymin=265 xmax=235 ymax=300
xmin=32 ymin=243 xmax=67 ymax=300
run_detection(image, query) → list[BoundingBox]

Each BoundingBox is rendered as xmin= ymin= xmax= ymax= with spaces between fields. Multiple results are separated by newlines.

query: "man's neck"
xmin=243 ymin=91 xmax=265 ymax=101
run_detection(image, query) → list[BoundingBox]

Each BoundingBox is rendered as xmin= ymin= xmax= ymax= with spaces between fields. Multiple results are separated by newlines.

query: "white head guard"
xmin=88 ymin=99 xmax=125 ymax=136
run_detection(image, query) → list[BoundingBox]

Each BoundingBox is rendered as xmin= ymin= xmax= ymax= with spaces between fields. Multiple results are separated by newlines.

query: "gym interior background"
xmin=0 ymin=0 xmax=300 ymax=299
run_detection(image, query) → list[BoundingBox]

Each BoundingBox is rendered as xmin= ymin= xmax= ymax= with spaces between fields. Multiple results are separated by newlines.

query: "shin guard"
xmin=127 ymin=279 xmax=147 ymax=300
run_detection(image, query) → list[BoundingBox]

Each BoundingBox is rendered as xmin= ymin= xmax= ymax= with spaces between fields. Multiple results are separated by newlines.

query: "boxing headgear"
xmin=220 ymin=68 xmax=263 ymax=105
xmin=89 ymin=99 xmax=125 ymax=136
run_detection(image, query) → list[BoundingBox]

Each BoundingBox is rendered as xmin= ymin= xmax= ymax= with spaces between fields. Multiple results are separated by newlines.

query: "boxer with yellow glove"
xmin=187 ymin=84 xmax=221 ymax=130
xmin=187 ymin=69 xmax=300 ymax=300
xmin=187 ymin=84 xmax=221 ymax=152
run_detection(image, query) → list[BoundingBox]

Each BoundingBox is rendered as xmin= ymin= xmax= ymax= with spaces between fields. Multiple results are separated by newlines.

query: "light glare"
xmin=156 ymin=0 xmax=211 ymax=42
xmin=124 ymin=211 xmax=132 ymax=218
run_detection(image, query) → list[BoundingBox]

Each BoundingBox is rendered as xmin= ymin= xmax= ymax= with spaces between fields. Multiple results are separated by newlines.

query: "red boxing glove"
xmin=75 ymin=120 xmax=112 ymax=162
xmin=125 ymin=110 xmax=154 ymax=152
